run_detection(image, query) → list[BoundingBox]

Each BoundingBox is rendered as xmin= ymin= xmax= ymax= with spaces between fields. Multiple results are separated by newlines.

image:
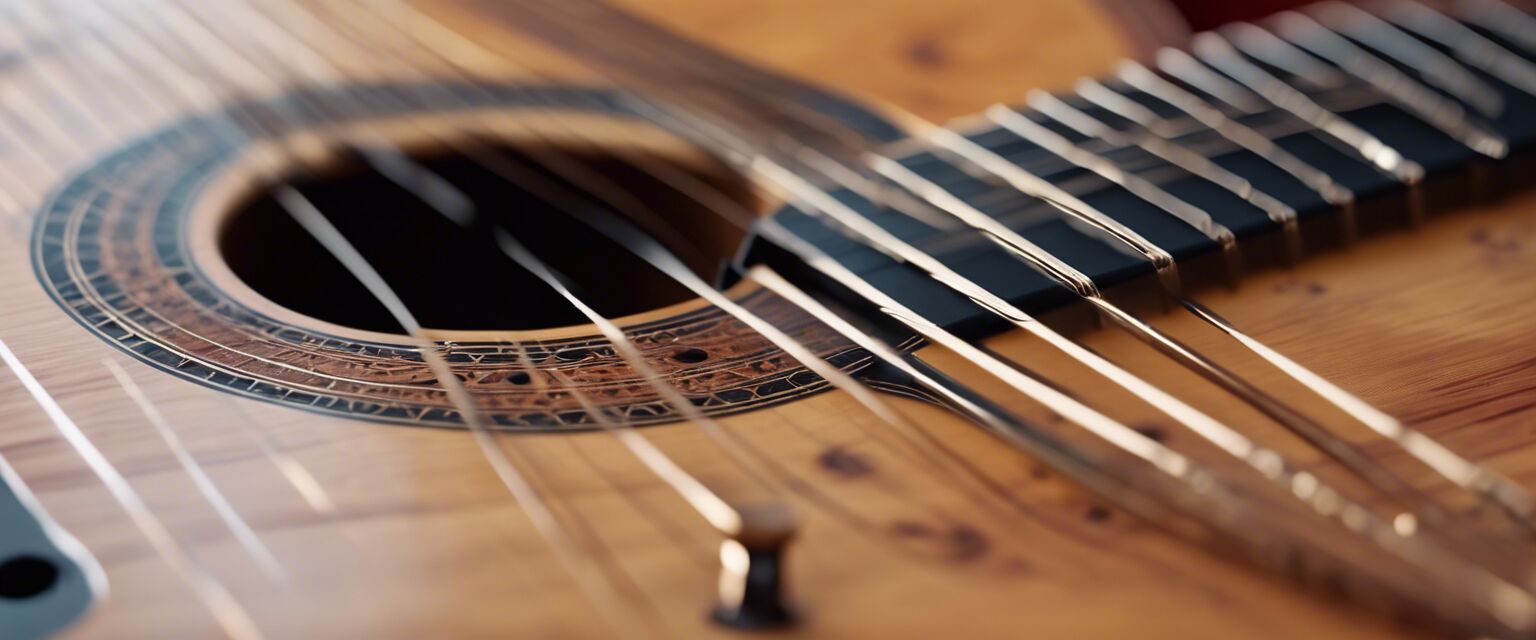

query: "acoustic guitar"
xmin=2 ymin=0 xmax=1534 ymax=638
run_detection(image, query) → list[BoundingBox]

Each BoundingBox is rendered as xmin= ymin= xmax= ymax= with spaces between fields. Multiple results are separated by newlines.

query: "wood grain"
xmin=0 ymin=1 xmax=1526 ymax=639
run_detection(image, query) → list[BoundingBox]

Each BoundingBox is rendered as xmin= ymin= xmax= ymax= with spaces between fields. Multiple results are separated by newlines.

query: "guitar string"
xmin=1151 ymin=18 xmax=1536 ymax=526
xmin=273 ymin=1 xmax=1221 ymax=573
xmin=1107 ymin=58 xmax=1362 ymax=244
xmin=215 ymin=0 xmax=1024 ymax=564
xmin=359 ymin=0 xmax=1529 ymax=563
xmin=493 ymin=0 xmax=1182 ymax=295
xmin=3 ymin=0 xmax=1523 ymax=629
xmin=5 ymin=0 xmax=358 ymax=544
xmin=11 ymin=0 xmax=379 ymax=530
xmin=0 ymin=9 xmax=290 ymax=635
xmin=1115 ymin=6 xmax=1536 ymax=528
xmin=14 ymin=0 xmax=1511 ymax=552
xmin=42 ymin=0 xmax=755 ymax=607
xmin=284 ymin=0 xmax=1059 ymax=534
xmin=339 ymin=0 xmax=1296 ymax=546
xmin=348 ymin=0 xmax=1536 ymax=616
xmin=0 ymin=5 xmax=304 ymax=585
xmin=1386 ymin=0 xmax=1536 ymax=99
xmin=1315 ymin=2 xmax=1505 ymax=118
xmin=898 ymin=16 xmax=1536 ymax=530
xmin=164 ymin=0 xmax=802 ymax=509
xmin=863 ymin=145 xmax=1451 ymax=530
xmin=473 ymin=1 xmax=1370 ymax=516
xmin=9 ymin=0 xmax=1536 ymax=629
xmin=119 ymin=0 xmax=897 ymax=629
xmin=1266 ymin=10 xmax=1508 ymax=158
xmin=0 ymin=339 xmax=265 ymax=640
xmin=176 ymin=0 xmax=1259 ymax=577
xmin=735 ymin=213 xmax=1536 ymax=632
xmin=1083 ymin=72 xmax=1536 ymax=529
xmin=0 ymin=0 xmax=1468 ymax=629
xmin=248 ymin=0 xmax=1044 ymax=552
xmin=1462 ymin=0 xmax=1536 ymax=53
xmin=980 ymin=98 xmax=1458 ymax=521
xmin=1167 ymin=33 xmax=1428 ymax=200
xmin=69 ymin=1 xmax=655 ymax=635
xmin=981 ymin=102 xmax=1246 ymax=284
xmin=102 ymin=358 xmax=288 ymax=582
xmin=467 ymin=0 xmax=1536 ymax=577
xmin=325 ymin=0 xmax=1395 ymax=581
xmin=1028 ymin=84 xmax=1304 ymax=264
xmin=334 ymin=0 xmax=1318 ymax=557
xmin=134 ymin=0 xmax=803 ymax=627
xmin=979 ymin=96 xmax=1451 ymax=520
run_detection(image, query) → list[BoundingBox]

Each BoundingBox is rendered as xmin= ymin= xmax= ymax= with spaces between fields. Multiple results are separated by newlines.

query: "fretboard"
xmin=740 ymin=1 xmax=1536 ymax=338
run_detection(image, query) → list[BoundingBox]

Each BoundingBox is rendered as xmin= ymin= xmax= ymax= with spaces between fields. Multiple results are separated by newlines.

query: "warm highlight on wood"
xmin=0 ymin=1 xmax=1528 ymax=639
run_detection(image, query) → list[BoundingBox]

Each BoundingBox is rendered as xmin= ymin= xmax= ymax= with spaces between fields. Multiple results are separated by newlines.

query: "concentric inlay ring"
xmin=31 ymin=83 xmax=871 ymax=430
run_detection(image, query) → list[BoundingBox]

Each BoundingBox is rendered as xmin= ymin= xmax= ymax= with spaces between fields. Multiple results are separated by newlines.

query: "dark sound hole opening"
xmin=0 ymin=555 xmax=60 ymax=600
xmin=220 ymin=140 xmax=757 ymax=333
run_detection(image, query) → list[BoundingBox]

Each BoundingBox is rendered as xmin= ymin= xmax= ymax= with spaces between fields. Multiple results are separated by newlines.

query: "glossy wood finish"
xmin=0 ymin=1 xmax=1528 ymax=638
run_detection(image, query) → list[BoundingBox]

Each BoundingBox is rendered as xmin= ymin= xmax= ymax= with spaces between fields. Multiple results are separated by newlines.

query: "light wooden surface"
xmin=0 ymin=1 xmax=1527 ymax=638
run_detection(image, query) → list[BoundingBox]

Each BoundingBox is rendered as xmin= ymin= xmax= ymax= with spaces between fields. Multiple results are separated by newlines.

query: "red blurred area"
xmin=1166 ymin=0 xmax=1317 ymax=30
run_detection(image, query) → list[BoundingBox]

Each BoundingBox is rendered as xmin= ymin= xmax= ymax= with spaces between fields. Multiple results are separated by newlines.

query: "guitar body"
xmin=1 ymin=1 xmax=1532 ymax=638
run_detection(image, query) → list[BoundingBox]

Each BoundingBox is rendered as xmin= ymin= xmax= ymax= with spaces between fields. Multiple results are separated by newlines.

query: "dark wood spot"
xmin=1304 ymin=282 xmax=1327 ymax=296
xmin=1131 ymin=424 xmax=1167 ymax=443
xmin=906 ymin=37 xmax=946 ymax=68
xmin=1002 ymin=557 xmax=1032 ymax=575
xmin=818 ymin=446 xmax=875 ymax=478
xmin=1029 ymin=465 xmax=1052 ymax=480
xmin=946 ymin=525 xmax=990 ymax=562
xmin=891 ymin=520 xmax=933 ymax=538
xmin=1085 ymin=505 xmax=1112 ymax=523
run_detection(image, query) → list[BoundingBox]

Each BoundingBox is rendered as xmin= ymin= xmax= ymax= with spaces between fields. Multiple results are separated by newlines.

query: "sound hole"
xmin=220 ymin=141 xmax=756 ymax=333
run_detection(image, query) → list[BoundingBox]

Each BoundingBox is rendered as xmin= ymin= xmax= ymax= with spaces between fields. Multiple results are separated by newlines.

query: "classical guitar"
xmin=2 ymin=0 xmax=1535 ymax=638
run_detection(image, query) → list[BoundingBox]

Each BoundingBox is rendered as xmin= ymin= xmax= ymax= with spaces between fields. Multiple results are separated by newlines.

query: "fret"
xmin=1460 ymin=0 xmax=1536 ymax=55
xmin=985 ymin=106 xmax=1240 ymax=272
xmin=735 ymin=1 xmax=1536 ymax=341
xmin=1153 ymin=47 xmax=1272 ymax=116
xmin=1110 ymin=61 xmax=1359 ymax=246
xmin=1270 ymin=12 xmax=1507 ymax=159
xmin=1325 ymin=3 xmax=1536 ymax=193
xmin=1317 ymin=3 xmax=1504 ymax=118
xmin=1187 ymin=32 xmax=1423 ymax=183
xmin=1028 ymin=90 xmax=1302 ymax=265
xmin=1053 ymin=84 xmax=1305 ymax=257
xmin=1386 ymin=1 xmax=1536 ymax=100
